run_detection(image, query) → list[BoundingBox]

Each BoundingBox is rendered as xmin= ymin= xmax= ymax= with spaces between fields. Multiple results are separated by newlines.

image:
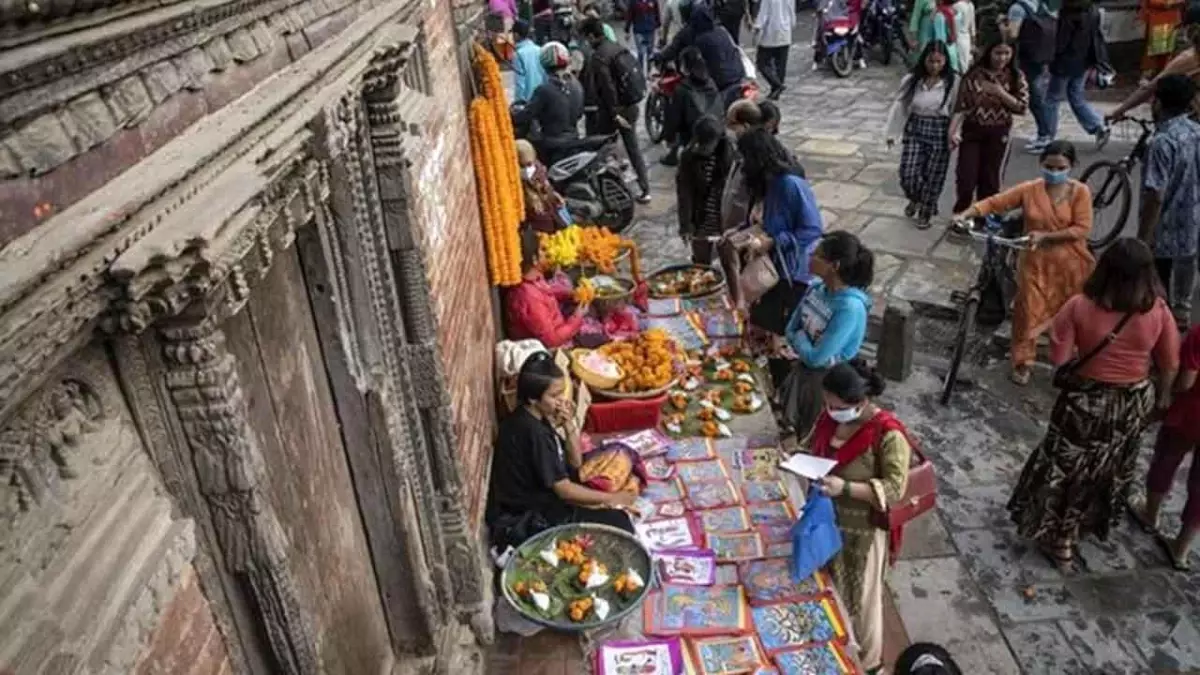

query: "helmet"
xmin=539 ymin=41 xmax=571 ymax=70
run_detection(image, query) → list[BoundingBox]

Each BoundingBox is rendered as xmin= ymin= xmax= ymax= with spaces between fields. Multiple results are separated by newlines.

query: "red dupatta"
xmin=809 ymin=409 xmax=913 ymax=565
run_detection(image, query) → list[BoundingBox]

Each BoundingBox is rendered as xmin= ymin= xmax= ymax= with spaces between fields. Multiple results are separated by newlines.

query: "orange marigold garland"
xmin=468 ymin=43 xmax=525 ymax=286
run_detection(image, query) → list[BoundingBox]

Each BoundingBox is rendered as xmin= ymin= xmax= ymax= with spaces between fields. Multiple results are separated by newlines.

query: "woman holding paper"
xmin=809 ymin=361 xmax=914 ymax=675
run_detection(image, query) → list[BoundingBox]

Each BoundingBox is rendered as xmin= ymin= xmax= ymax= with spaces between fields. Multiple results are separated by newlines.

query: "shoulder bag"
xmin=867 ymin=415 xmax=937 ymax=534
xmin=1052 ymin=312 xmax=1134 ymax=390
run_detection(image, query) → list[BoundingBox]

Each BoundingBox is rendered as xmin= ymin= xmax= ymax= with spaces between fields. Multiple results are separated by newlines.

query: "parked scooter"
xmin=858 ymin=0 xmax=908 ymax=65
xmin=813 ymin=0 xmax=864 ymax=78
xmin=511 ymin=105 xmax=637 ymax=233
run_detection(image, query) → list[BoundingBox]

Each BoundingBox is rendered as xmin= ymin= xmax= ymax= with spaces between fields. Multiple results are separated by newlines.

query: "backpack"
xmin=611 ymin=49 xmax=647 ymax=105
xmin=1015 ymin=0 xmax=1056 ymax=65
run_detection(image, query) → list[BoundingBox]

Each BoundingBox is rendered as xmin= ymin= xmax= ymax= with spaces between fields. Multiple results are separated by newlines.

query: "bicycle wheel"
xmin=940 ymin=297 xmax=978 ymax=406
xmin=644 ymin=92 xmax=666 ymax=144
xmin=1079 ymin=160 xmax=1132 ymax=250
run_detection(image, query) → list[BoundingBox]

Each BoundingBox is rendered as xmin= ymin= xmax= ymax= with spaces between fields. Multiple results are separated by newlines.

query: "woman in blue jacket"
xmin=779 ymin=230 xmax=875 ymax=441
xmin=736 ymin=128 xmax=824 ymax=387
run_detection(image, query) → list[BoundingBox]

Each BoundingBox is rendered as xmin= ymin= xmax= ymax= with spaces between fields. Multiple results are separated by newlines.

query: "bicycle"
xmin=1079 ymin=116 xmax=1155 ymax=250
xmin=940 ymin=216 xmax=1032 ymax=406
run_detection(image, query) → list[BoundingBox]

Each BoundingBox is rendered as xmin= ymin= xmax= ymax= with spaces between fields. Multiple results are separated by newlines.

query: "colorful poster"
xmin=689 ymin=635 xmax=766 ymax=675
xmin=677 ymin=460 xmax=732 ymax=486
xmin=738 ymin=558 xmax=834 ymax=605
xmin=695 ymin=506 xmax=753 ymax=535
xmin=751 ymin=598 xmax=849 ymax=654
xmin=668 ymin=438 xmax=718 ymax=462
xmin=773 ymin=643 xmax=859 ymax=675
xmin=657 ymin=549 xmax=718 ymax=586
xmin=686 ymin=479 xmax=742 ymax=510
xmin=643 ymin=584 xmax=750 ymax=636
xmin=644 ymin=479 xmax=685 ymax=504
xmin=595 ymin=638 xmax=686 ymax=675
xmin=740 ymin=480 xmax=789 ymax=504
xmin=637 ymin=517 xmax=700 ymax=551
xmin=707 ymin=531 xmax=766 ymax=563
xmin=747 ymin=501 xmax=796 ymax=526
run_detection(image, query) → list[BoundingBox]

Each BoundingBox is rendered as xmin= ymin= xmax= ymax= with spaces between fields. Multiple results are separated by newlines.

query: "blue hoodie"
xmin=784 ymin=280 xmax=872 ymax=368
xmin=762 ymin=173 xmax=824 ymax=285
xmin=512 ymin=39 xmax=546 ymax=104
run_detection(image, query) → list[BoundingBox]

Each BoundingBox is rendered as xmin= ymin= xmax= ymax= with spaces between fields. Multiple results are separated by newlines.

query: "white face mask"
xmin=827 ymin=406 xmax=861 ymax=424
xmin=521 ymin=165 xmax=536 ymax=180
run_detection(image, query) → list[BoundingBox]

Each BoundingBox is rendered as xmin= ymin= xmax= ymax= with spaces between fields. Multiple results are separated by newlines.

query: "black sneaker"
xmin=636 ymin=192 xmax=652 ymax=204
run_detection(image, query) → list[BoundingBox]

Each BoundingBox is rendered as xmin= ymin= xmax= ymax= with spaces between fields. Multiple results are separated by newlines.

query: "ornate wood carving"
xmin=159 ymin=313 xmax=319 ymax=674
xmin=362 ymin=33 xmax=492 ymax=646
xmin=0 ymin=377 xmax=102 ymax=516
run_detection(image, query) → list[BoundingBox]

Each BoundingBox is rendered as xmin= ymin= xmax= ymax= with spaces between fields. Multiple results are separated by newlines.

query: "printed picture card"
xmin=773 ymin=642 xmax=860 ymax=675
xmin=645 ymin=456 xmax=676 ymax=481
xmin=637 ymin=517 xmax=701 ymax=552
xmin=643 ymin=584 xmax=750 ymax=637
xmin=738 ymin=558 xmax=834 ymax=605
xmin=740 ymin=480 xmax=789 ymax=504
xmin=668 ymin=438 xmax=718 ymax=463
xmin=688 ymin=635 xmax=767 ymax=675
xmin=686 ymin=479 xmax=742 ymax=511
xmin=707 ymin=530 xmax=766 ymax=563
xmin=657 ymin=549 xmax=718 ymax=586
xmin=751 ymin=597 xmax=849 ymax=654
xmin=694 ymin=505 xmax=753 ymax=535
xmin=595 ymin=638 xmax=687 ymax=675
xmin=644 ymin=478 xmax=685 ymax=504
xmin=612 ymin=429 xmax=675 ymax=459
xmin=747 ymin=501 xmax=797 ymax=527
xmin=677 ymin=459 xmax=732 ymax=486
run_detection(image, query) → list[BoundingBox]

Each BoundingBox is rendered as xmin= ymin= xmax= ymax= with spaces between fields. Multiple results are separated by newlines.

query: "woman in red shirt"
xmin=506 ymin=226 xmax=590 ymax=348
xmin=1131 ymin=323 xmax=1200 ymax=571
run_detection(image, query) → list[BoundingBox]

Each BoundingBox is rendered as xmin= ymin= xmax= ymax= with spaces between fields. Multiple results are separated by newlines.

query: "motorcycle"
xmin=644 ymin=62 xmax=684 ymax=144
xmin=813 ymin=0 xmax=863 ymax=78
xmin=532 ymin=0 xmax=576 ymax=45
xmin=858 ymin=0 xmax=908 ymax=66
xmin=511 ymin=105 xmax=637 ymax=233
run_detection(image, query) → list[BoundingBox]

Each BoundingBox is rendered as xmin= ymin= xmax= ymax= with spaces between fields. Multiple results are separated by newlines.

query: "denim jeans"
xmin=1045 ymin=73 xmax=1105 ymax=139
xmin=1020 ymin=62 xmax=1050 ymax=140
xmin=634 ymin=30 xmax=655 ymax=74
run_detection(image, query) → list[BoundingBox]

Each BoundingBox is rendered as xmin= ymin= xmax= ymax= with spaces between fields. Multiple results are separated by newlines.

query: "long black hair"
xmin=816 ymin=231 xmax=875 ymax=290
xmin=822 ymin=359 xmax=886 ymax=404
xmin=902 ymin=40 xmax=957 ymax=108
xmin=736 ymin=128 xmax=803 ymax=201
xmin=515 ymin=351 xmax=563 ymax=405
xmin=968 ymin=38 xmax=1021 ymax=96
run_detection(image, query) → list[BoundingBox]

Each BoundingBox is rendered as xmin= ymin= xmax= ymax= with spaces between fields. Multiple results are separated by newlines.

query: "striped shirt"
xmin=954 ymin=68 xmax=1029 ymax=129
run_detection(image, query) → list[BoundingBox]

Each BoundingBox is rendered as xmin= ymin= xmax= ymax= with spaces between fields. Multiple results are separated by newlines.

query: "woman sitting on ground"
xmin=505 ymin=226 xmax=590 ymax=348
xmin=810 ymin=360 xmax=914 ymax=675
xmin=485 ymin=352 xmax=636 ymax=549
xmin=779 ymin=230 xmax=874 ymax=441
xmin=1007 ymin=238 xmax=1178 ymax=573
xmin=517 ymin=139 xmax=571 ymax=233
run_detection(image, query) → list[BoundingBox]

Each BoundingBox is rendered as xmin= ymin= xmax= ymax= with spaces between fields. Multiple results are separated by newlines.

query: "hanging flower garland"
xmin=467 ymin=43 xmax=525 ymax=286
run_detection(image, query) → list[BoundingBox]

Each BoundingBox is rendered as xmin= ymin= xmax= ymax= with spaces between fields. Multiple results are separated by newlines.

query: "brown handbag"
xmin=868 ymin=428 xmax=937 ymax=532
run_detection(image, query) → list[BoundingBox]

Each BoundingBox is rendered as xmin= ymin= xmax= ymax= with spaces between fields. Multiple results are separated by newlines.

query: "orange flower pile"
xmin=578 ymin=226 xmax=625 ymax=273
xmin=598 ymin=328 xmax=678 ymax=392
xmin=613 ymin=572 xmax=642 ymax=596
xmin=469 ymin=44 xmax=525 ymax=286
xmin=568 ymin=597 xmax=594 ymax=622
xmin=577 ymin=560 xmax=607 ymax=586
xmin=574 ymin=278 xmax=596 ymax=304
xmin=555 ymin=538 xmax=588 ymax=565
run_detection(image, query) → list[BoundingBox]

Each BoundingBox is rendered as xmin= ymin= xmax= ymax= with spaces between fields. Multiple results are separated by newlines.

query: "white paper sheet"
xmin=778 ymin=453 xmax=838 ymax=480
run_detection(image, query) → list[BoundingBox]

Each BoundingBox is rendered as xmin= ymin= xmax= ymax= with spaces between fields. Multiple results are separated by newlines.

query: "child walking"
xmin=676 ymin=116 xmax=737 ymax=264
xmin=885 ymin=41 xmax=960 ymax=229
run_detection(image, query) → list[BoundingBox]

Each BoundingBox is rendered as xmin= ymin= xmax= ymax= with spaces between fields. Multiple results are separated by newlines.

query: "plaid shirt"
xmin=1144 ymin=115 xmax=1200 ymax=258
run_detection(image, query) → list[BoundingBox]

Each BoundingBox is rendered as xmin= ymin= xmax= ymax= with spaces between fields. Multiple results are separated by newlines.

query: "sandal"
xmin=915 ymin=215 xmax=933 ymax=230
xmin=1010 ymin=367 xmax=1032 ymax=386
xmin=1125 ymin=495 xmax=1160 ymax=533
xmin=1155 ymin=534 xmax=1193 ymax=572
xmin=1038 ymin=543 xmax=1082 ymax=574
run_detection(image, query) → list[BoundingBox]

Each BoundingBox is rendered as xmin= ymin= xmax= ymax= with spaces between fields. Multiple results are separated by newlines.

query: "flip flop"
xmin=1038 ymin=543 xmax=1082 ymax=574
xmin=1155 ymin=533 xmax=1193 ymax=572
xmin=1125 ymin=495 xmax=1160 ymax=534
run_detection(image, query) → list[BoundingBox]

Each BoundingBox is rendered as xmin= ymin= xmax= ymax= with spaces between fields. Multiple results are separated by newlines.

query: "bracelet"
xmin=840 ymin=481 xmax=850 ymax=497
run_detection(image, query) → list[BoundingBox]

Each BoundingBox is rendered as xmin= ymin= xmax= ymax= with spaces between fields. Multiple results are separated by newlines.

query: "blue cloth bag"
xmin=790 ymin=485 xmax=844 ymax=582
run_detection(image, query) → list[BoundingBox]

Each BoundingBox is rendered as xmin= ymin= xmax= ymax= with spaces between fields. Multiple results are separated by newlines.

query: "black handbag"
xmin=1052 ymin=312 xmax=1133 ymax=390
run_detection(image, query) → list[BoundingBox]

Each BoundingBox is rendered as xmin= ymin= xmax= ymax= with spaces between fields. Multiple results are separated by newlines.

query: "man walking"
xmin=626 ymin=0 xmax=662 ymax=74
xmin=1139 ymin=74 xmax=1200 ymax=329
xmin=1003 ymin=0 xmax=1056 ymax=151
xmin=581 ymin=17 xmax=653 ymax=203
xmin=511 ymin=19 xmax=546 ymax=104
xmin=713 ymin=0 xmax=751 ymax=45
xmin=753 ymin=0 xmax=794 ymax=99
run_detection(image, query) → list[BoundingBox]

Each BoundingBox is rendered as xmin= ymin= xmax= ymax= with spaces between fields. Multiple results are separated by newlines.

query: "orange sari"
xmin=974 ymin=179 xmax=1096 ymax=368
xmin=1141 ymin=0 xmax=1185 ymax=72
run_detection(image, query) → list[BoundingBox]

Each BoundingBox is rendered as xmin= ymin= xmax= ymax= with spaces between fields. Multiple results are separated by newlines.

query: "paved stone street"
xmin=623 ymin=15 xmax=1198 ymax=675
xmin=497 ymin=13 xmax=1199 ymax=674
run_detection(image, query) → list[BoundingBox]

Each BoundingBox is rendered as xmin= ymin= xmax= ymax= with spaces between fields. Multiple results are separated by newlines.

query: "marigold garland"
xmin=467 ymin=43 xmax=525 ymax=287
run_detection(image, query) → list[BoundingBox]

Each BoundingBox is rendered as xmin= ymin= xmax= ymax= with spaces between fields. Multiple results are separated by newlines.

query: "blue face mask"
xmin=1042 ymin=168 xmax=1070 ymax=185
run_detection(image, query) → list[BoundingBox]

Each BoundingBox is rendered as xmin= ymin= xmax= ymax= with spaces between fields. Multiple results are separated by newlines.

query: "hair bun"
xmin=849 ymin=358 xmax=886 ymax=398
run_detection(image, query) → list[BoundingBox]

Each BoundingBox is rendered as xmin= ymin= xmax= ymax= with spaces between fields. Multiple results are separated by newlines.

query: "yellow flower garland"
xmin=468 ymin=43 xmax=525 ymax=287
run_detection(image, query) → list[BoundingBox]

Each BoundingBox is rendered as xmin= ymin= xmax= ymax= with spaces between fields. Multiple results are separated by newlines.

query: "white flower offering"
xmin=585 ymin=567 xmax=610 ymax=589
xmin=530 ymin=590 xmax=551 ymax=613
xmin=736 ymin=373 xmax=756 ymax=384
xmin=665 ymin=419 xmax=683 ymax=435
xmin=716 ymin=422 xmax=733 ymax=437
xmin=538 ymin=541 xmax=560 ymax=567
xmin=625 ymin=568 xmax=645 ymax=589
xmin=747 ymin=393 xmax=764 ymax=412
xmin=592 ymin=595 xmax=611 ymax=621
xmin=683 ymin=377 xmax=702 ymax=391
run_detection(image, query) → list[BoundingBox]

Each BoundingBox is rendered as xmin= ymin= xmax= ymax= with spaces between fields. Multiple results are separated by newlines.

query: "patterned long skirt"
xmin=1007 ymin=379 xmax=1156 ymax=544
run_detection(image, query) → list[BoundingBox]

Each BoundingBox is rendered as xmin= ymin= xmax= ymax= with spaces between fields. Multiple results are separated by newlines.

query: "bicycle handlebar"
xmin=950 ymin=220 xmax=1032 ymax=249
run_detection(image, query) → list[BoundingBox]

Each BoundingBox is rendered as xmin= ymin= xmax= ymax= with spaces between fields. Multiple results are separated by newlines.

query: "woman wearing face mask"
xmin=950 ymin=39 xmax=1029 ymax=214
xmin=1109 ymin=3 xmax=1200 ymax=123
xmin=955 ymin=140 xmax=1095 ymax=385
xmin=809 ymin=360 xmax=914 ymax=675
xmin=516 ymin=139 xmax=570 ymax=234
xmin=777 ymin=231 xmax=874 ymax=441
xmin=486 ymin=352 xmax=636 ymax=550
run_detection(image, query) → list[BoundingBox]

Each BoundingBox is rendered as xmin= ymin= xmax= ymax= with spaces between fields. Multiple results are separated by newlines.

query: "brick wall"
xmin=134 ymin=566 xmax=231 ymax=675
xmin=406 ymin=2 xmax=498 ymax=529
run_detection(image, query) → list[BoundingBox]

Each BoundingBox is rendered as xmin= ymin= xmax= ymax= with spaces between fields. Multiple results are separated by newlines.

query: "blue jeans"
xmin=1020 ymin=62 xmax=1050 ymax=140
xmin=634 ymin=31 xmax=655 ymax=74
xmin=1045 ymin=73 xmax=1105 ymax=139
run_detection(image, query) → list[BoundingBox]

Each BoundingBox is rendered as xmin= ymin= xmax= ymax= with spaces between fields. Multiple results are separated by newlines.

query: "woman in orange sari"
xmin=1141 ymin=0 xmax=1186 ymax=81
xmin=955 ymin=141 xmax=1095 ymax=385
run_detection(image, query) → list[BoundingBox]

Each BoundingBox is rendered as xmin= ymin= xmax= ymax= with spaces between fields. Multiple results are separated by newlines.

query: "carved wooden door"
xmin=220 ymin=246 xmax=394 ymax=674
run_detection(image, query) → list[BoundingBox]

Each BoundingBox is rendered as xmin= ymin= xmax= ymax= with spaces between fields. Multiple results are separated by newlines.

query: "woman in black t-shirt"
xmin=485 ymin=352 xmax=636 ymax=549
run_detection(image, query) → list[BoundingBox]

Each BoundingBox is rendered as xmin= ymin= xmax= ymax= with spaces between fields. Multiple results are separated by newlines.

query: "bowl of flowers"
xmin=501 ymin=523 xmax=653 ymax=631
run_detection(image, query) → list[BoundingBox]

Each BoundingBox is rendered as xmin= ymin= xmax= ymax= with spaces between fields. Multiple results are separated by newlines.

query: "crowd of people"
xmin=486 ymin=0 xmax=1200 ymax=671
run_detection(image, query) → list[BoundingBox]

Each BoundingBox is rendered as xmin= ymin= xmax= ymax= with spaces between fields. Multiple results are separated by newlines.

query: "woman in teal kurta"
xmin=910 ymin=0 xmax=961 ymax=71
